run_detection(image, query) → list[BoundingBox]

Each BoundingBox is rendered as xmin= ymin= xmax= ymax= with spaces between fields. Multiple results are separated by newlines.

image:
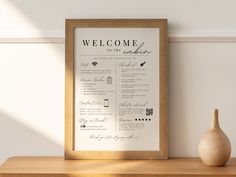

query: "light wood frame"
xmin=65 ymin=19 xmax=168 ymax=159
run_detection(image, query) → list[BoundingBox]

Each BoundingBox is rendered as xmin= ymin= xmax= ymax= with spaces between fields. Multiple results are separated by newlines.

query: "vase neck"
xmin=210 ymin=109 xmax=220 ymax=130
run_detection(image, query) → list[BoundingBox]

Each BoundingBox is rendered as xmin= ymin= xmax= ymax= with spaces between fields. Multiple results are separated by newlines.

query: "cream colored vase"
xmin=199 ymin=109 xmax=231 ymax=166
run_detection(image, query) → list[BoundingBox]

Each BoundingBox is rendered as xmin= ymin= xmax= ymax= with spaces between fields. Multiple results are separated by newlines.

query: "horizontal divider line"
xmin=0 ymin=38 xmax=65 ymax=43
xmin=169 ymin=36 xmax=236 ymax=43
xmin=1 ymin=36 xmax=236 ymax=43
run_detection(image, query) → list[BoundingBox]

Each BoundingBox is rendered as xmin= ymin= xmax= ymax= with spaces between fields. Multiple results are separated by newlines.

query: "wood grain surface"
xmin=1 ymin=157 xmax=236 ymax=177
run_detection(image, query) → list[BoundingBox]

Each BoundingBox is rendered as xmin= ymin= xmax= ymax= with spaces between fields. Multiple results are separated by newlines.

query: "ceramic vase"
xmin=199 ymin=109 xmax=231 ymax=166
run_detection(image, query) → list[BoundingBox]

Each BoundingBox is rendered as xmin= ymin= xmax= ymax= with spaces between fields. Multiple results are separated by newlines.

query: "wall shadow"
xmin=5 ymin=0 xmax=66 ymax=34
xmin=0 ymin=1 xmax=66 ymax=164
xmin=168 ymin=43 xmax=191 ymax=157
xmin=0 ymin=111 xmax=63 ymax=165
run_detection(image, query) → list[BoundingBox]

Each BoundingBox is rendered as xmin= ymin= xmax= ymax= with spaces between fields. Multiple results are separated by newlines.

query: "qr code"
xmin=146 ymin=108 xmax=153 ymax=116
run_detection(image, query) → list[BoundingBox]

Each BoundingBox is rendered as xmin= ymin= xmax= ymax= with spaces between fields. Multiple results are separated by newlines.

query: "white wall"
xmin=1 ymin=0 xmax=236 ymax=164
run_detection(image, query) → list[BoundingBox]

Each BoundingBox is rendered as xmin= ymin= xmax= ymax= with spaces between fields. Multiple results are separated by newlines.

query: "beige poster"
xmin=74 ymin=28 xmax=160 ymax=151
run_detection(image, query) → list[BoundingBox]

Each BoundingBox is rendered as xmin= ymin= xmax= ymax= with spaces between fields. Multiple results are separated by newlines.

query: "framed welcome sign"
xmin=65 ymin=19 xmax=168 ymax=159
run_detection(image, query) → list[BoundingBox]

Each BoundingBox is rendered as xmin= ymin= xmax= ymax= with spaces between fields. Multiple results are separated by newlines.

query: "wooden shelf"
xmin=1 ymin=157 xmax=236 ymax=177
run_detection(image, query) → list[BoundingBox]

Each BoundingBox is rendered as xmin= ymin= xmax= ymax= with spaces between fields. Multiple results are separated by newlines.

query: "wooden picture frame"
xmin=65 ymin=19 xmax=168 ymax=159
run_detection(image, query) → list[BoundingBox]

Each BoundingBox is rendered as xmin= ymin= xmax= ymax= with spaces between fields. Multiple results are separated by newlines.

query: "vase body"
xmin=199 ymin=109 xmax=231 ymax=166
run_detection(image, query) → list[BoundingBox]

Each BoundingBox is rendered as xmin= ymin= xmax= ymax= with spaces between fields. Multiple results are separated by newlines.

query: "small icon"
xmin=107 ymin=76 xmax=112 ymax=84
xmin=140 ymin=61 xmax=146 ymax=67
xmin=80 ymin=125 xmax=86 ymax=128
xmin=92 ymin=62 xmax=98 ymax=66
xmin=104 ymin=99 xmax=109 ymax=107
